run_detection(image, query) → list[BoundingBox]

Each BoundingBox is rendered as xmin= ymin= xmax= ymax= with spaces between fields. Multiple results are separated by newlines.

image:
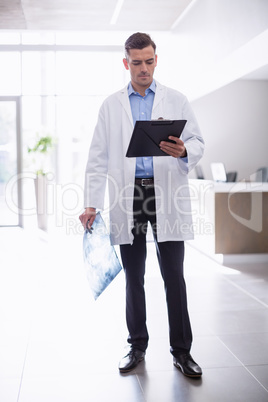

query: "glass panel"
xmin=0 ymin=32 xmax=21 ymax=44
xmin=22 ymin=96 xmax=56 ymax=173
xmin=56 ymin=95 xmax=105 ymax=186
xmin=21 ymin=96 xmax=42 ymax=132
xmin=21 ymin=32 xmax=56 ymax=45
xmin=56 ymin=32 xmax=96 ymax=45
xmin=55 ymin=31 xmax=126 ymax=46
xmin=56 ymin=31 xmax=124 ymax=46
xmin=22 ymin=52 xmax=56 ymax=95
xmin=21 ymin=96 xmax=57 ymax=230
xmin=0 ymin=47 xmax=131 ymax=229
xmin=0 ymin=53 xmax=21 ymax=95
xmin=56 ymin=51 xmax=125 ymax=95
xmin=0 ymin=101 xmax=19 ymax=225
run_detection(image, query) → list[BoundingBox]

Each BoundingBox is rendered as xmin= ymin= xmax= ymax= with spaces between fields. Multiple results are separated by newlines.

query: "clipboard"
xmin=126 ymin=119 xmax=187 ymax=157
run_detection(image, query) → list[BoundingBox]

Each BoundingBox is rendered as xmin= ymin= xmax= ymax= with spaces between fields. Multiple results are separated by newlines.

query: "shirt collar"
xmin=128 ymin=79 xmax=156 ymax=96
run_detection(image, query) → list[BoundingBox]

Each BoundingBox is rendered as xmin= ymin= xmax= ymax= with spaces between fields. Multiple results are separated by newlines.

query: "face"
xmin=123 ymin=45 xmax=157 ymax=94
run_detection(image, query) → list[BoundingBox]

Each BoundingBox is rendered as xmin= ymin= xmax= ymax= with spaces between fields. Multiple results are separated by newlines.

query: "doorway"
xmin=0 ymin=97 xmax=22 ymax=227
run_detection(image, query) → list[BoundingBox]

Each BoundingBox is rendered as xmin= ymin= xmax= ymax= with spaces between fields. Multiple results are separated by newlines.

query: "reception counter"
xmin=188 ymin=180 xmax=268 ymax=260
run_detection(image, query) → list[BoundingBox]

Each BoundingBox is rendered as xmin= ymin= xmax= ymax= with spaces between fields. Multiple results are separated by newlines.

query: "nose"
xmin=140 ymin=62 xmax=148 ymax=73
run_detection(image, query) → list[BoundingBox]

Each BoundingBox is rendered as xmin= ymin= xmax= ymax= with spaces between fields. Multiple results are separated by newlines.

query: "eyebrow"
xmin=131 ymin=58 xmax=155 ymax=63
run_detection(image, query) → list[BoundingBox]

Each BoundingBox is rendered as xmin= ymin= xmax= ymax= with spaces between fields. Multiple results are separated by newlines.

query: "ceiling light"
xmin=110 ymin=0 xmax=125 ymax=25
xmin=171 ymin=0 xmax=197 ymax=30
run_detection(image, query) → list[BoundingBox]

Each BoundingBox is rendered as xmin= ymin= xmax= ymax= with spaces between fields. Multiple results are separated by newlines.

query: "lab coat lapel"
xmin=118 ymin=86 xmax=133 ymax=126
xmin=152 ymin=81 xmax=165 ymax=119
xmin=117 ymin=86 xmax=135 ymax=162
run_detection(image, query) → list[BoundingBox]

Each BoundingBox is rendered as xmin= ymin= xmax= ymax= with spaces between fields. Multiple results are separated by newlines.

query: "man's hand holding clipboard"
xmin=126 ymin=119 xmax=187 ymax=158
xmin=159 ymin=135 xmax=187 ymax=158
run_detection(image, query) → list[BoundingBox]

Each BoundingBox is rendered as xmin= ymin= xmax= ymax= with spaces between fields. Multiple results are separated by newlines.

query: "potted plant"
xmin=27 ymin=132 xmax=54 ymax=231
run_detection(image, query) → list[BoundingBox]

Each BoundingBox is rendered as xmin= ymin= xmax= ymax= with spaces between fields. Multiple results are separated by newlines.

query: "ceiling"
xmin=0 ymin=0 xmax=192 ymax=31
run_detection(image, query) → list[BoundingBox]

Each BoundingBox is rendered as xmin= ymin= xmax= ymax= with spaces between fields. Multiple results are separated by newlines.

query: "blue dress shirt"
xmin=128 ymin=80 xmax=156 ymax=178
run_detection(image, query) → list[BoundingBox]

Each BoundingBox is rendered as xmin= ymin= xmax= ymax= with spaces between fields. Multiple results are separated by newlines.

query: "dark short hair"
xmin=124 ymin=32 xmax=156 ymax=58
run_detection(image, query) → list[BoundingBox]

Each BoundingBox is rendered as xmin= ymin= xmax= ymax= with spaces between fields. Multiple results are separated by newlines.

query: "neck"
xmin=131 ymin=81 xmax=153 ymax=97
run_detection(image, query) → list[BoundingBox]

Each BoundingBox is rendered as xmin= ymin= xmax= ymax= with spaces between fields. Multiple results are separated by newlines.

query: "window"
xmin=0 ymin=32 xmax=127 ymax=228
xmin=0 ymin=52 xmax=21 ymax=95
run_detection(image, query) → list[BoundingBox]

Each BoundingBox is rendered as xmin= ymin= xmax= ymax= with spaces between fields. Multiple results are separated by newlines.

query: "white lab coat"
xmin=84 ymin=81 xmax=204 ymax=245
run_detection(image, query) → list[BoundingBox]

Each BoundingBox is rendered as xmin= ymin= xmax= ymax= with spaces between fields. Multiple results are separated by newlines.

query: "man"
xmin=80 ymin=32 xmax=204 ymax=377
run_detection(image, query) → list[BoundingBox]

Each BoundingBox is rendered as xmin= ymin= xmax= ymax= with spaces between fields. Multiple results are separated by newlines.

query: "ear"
xmin=123 ymin=58 xmax=129 ymax=70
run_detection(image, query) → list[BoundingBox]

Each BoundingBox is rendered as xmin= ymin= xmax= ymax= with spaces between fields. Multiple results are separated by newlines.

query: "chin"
xmin=139 ymin=79 xmax=150 ymax=85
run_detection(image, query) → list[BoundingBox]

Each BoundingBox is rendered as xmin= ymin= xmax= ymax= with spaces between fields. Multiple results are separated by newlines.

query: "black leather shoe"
xmin=173 ymin=353 xmax=202 ymax=378
xmin=119 ymin=348 xmax=145 ymax=373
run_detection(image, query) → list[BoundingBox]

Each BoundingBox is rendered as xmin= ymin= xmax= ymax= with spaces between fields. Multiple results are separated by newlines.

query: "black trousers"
xmin=120 ymin=183 xmax=193 ymax=357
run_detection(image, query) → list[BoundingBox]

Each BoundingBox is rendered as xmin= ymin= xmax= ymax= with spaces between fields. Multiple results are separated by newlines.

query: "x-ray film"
xmin=83 ymin=212 xmax=122 ymax=300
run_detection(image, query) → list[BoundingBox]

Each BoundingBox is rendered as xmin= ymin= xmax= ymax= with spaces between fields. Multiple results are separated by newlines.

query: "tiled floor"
xmin=0 ymin=227 xmax=268 ymax=401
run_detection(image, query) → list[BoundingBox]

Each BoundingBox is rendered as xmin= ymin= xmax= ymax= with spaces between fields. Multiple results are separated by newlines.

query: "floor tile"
xmin=137 ymin=366 xmax=268 ymax=402
xmin=189 ymin=311 xmax=216 ymax=336
xmin=22 ymin=338 xmax=125 ymax=379
xmin=0 ymin=378 xmax=21 ymax=402
xmin=0 ymin=340 xmax=27 ymax=379
xmin=219 ymin=332 xmax=268 ymax=365
xmin=221 ymin=262 xmax=268 ymax=306
xmin=133 ymin=337 xmax=173 ymax=374
xmin=133 ymin=334 xmax=243 ymax=375
xmin=246 ymin=364 xmax=268 ymax=390
xmin=18 ymin=373 xmax=145 ymax=402
xmin=1 ymin=228 xmax=268 ymax=402
xmin=201 ymin=309 xmax=268 ymax=335
xmin=187 ymin=277 xmax=266 ymax=312
xmin=190 ymin=335 xmax=242 ymax=369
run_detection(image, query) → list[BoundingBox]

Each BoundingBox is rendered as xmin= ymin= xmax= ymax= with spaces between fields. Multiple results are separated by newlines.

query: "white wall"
xmin=153 ymin=0 xmax=268 ymax=100
xmin=190 ymin=79 xmax=268 ymax=181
